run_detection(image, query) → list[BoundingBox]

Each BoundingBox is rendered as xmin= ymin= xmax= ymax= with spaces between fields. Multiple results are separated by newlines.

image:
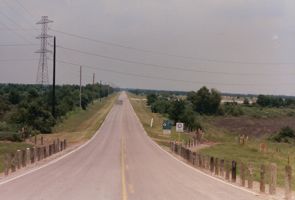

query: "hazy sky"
xmin=1 ymin=0 xmax=295 ymax=95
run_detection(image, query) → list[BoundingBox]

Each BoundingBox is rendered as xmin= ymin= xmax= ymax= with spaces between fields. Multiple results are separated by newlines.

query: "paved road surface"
xmin=0 ymin=92 xmax=260 ymax=200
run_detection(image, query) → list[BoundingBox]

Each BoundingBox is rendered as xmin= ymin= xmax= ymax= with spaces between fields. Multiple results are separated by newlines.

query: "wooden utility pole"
xmin=92 ymin=73 xmax=95 ymax=85
xmin=52 ymin=36 xmax=56 ymax=118
xmin=100 ymin=80 xmax=102 ymax=102
xmin=80 ymin=66 xmax=82 ymax=108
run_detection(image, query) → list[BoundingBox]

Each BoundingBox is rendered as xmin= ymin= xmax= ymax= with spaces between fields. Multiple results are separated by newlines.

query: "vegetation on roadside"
xmin=129 ymin=88 xmax=295 ymax=189
xmin=0 ymin=83 xmax=114 ymax=141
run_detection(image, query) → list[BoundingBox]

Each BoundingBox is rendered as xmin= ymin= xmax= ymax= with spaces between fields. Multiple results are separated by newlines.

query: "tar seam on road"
xmin=121 ymin=135 xmax=128 ymax=200
xmin=0 ymin=107 xmax=113 ymax=186
xmin=127 ymin=98 xmax=260 ymax=197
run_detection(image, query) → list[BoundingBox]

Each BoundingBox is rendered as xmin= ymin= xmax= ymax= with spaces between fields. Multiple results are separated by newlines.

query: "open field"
xmin=211 ymin=116 xmax=295 ymax=138
xmin=200 ymin=114 xmax=295 ymax=189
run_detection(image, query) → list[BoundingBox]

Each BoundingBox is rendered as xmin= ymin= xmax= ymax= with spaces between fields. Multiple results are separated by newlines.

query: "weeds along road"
xmin=0 ymin=92 xmax=260 ymax=200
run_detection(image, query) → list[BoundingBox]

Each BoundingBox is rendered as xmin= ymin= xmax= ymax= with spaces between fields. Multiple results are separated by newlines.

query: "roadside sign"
xmin=163 ymin=120 xmax=172 ymax=134
xmin=176 ymin=122 xmax=184 ymax=133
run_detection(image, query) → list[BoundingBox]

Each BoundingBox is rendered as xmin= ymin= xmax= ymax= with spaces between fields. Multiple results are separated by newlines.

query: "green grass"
xmin=240 ymin=105 xmax=295 ymax=118
xmin=42 ymin=93 xmax=118 ymax=144
xmin=128 ymin=93 xmax=191 ymax=147
xmin=199 ymin=120 xmax=295 ymax=189
xmin=0 ymin=142 xmax=32 ymax=172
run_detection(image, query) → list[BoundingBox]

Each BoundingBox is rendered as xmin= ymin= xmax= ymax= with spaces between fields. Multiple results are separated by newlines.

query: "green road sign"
xmin=162 ymin=120 xmax=172 ymax=130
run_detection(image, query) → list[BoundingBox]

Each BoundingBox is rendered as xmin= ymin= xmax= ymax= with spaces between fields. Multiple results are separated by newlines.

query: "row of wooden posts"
xmin=4 ymin=139 xmax=67 ymax=176
xmin=170 ymin=141 xmax=293 ymax=200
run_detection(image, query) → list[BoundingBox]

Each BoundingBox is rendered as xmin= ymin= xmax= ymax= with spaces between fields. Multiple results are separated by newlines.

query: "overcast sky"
xmin=1 ymin=0 xmax=295 ymax=95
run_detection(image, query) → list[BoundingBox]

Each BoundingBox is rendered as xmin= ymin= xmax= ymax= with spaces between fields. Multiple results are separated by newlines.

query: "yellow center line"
xmin=121 ymin=135 xmax=128 ymax=200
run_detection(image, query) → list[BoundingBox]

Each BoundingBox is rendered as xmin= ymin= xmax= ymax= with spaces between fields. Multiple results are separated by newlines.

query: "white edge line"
xmin=0 ymin=106 xmax=113 ymax=186
xmin=128 ymin=97 xmax=259 ymax=197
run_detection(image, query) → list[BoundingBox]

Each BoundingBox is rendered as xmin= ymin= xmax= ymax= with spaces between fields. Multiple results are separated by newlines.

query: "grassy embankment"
xmin=37 ymin=93 xmax=118 ymax=145
xmin=129 ymin=93 xmax=295 ymax=189
xmin=0 ymin=94 xmax=118 ymax=172
xmin=200 ymin=114 xmax=295 ymax=189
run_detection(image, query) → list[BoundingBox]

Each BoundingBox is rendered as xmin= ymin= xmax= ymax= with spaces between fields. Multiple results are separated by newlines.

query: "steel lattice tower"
xmin=36 ymin=16 xmax=53 ymax=85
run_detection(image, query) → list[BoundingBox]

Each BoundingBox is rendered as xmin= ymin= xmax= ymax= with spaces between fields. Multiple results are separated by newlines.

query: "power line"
xmin=0 ymin=43 xmax=37 ymax=47
xmin=0 ymin=58 xmax=37 ymax=62
xmin=51 ymin=28 xmax=295 ymax=66
xmin=0 ymin=20 xmax=34 ymax=44
xmin=0 ymin=28 xmax=38 ymax=31
xmin=54 ymin=59 xmax=293 ymax=87
xmin=14 ymin=0 xmax=36 ymax=19
xmin=2 ymin=0 xmax=37 ymax=28
xmin=56 ymin=45 xmax=292 ymax=77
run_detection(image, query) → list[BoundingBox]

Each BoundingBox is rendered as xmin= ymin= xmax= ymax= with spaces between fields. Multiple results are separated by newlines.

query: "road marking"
xmin=128 ymin=98 xmax=259 ymax=197
xmin=0 ymin=106 xmax=114 ymax=186
xmin=121 ymin=135 xmax=128 ymax=200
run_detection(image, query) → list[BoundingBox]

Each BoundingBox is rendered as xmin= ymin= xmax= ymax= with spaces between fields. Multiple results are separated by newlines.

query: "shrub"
xmin=270 ymin=126 xmax=295 ymax=143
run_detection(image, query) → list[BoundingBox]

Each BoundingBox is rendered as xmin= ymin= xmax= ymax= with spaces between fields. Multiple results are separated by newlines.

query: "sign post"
xmin=176 ymin=122 xmax=184 ymax=142
xmin=162 ymin=120 xmax=172 ymax=134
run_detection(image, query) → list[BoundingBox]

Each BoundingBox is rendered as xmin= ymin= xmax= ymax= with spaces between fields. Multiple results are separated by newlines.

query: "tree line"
xmin=0 ymin=83 xmax=113 ymax=140
xmin=146 ymin=86 xmax=222 ymax=131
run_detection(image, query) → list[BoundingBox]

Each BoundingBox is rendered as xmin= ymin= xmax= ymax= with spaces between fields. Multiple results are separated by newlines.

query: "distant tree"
xmin=8 ymin=90 xmax=21 ymax=105
xmin=147 ymin=94 xmax=158 ymax=106
xmin=151 ymin=98 xmax=171 ymax=114
xmin=187 ymin=86 xmax=221 ymax=115
xmin=168 ymin=99 xmax=186 ymax=123
xmin=243 ymin=98 xmax=249 ymax=105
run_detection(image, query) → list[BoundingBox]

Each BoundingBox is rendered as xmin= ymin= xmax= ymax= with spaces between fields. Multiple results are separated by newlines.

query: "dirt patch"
xmin=212 ymin=116 xmax=295 ymax=137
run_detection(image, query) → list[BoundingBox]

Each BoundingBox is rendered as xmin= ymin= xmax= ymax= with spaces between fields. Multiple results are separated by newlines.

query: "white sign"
xmin=150 ymin=118 xmax=154 ymax=128
xmin=176 ymin=122 xmax=184 ymax=133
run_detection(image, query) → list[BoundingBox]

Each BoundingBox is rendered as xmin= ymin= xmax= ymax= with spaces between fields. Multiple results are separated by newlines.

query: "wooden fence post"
xmin=16 ymin=150 xmax=21 ymax=169
xmin=21 ymin=150 xmax=26 ymax=167
xmin=214 ymin=158 xmax=219 ymax=176
xmin=37 ymin=147 xmax=41 ymax=161
xmin=10 ymin=153 xmax=16 ymax=172
xmin=26 ymin=148 xmax=30 ymax=165
xmin=4 ymin=154 xmax=10 ymax=176
xmin=285 ymin=165 xmax=292 ymax=200
xmin=231 ymin=161 xmax=237 ymax=183
xmin=247 ymin=162 xmax=254 ymax=189
xmin=220 ymin=159 xmax=225 ymax=178
xmin=260 ymin=164 xmax=266 ymax=193
xmin=53 ymin=141 xmax=56 ymax=154
xmin=225 ymin=160 xmax=230 ymax=181
xmin=269 ymin=163 xmax=277 ymax=195
xmin=210 ymin=157 xmax=214 ymax=173
xmin=240 ymin=162 xmax=246 ymax=187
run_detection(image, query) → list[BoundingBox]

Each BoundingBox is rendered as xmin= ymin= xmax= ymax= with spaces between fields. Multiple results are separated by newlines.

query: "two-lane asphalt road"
xmin=0 ymin=92 xmax=260 ymax=200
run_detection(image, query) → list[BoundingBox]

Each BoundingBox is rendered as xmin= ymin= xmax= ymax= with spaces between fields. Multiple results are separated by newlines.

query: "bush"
xmin=0 ymin=131 xmax=23 ymax=142
xmin=270 ymin=126 xmax=295 ymax=143
xmin=221 ymin=104 xmax=244 ymax=116
xmin=0 ymin=121 xmax=8 ymax=131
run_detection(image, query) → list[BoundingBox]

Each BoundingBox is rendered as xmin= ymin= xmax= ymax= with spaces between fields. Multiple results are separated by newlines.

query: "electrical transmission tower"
xmin=36 ymin=16 xmax=53 ymax=85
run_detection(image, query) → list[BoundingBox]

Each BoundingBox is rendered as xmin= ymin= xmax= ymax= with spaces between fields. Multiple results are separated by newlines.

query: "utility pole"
xmin=92 ymin=73 xmax=95 ymax=85
xmin=80 ymin=66 xmax=82 ymax=108
xmin=52 ymin=36 xmax=56 ymax=118
xmin=92 ymin=73 xmax=95 ymax=104
xmin=100 ymin=80 xmax=102 ymax=102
